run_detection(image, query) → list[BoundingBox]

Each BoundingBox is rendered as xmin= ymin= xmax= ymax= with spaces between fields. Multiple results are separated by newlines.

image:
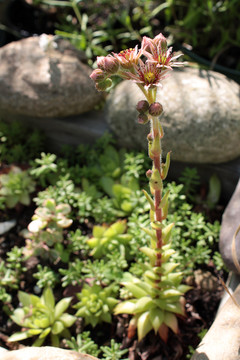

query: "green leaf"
xmin=54 ymin=297 xmax=72 ymax=319
xmin=39 ymin=327 xmax=51 ymax=339
xmin=43 ymin=287 xmax=55 ymax=309
xmin=99 ymin=176 xmax=115 ymax=197
xmin=8 ymin=331 xmax=32 ymax=342
xmin=149 ymin=308 xmax=164 ymax=333
xmin=164 ymin=312 xmax=178 ymax=334
xmin=137 ymin=311 xmax=152 ymax=340
xmin=140 ymin=247 xmax=156 ymax=264
xmin=114 ymin=300 xmax=136 ymax=315
xmin=161 ymin=289 xmax=182 ymax=298
xmin=92 ymin=225 xmax=106 ymax=238
xmin=18 ymin=291 xmax=31 ymax=306
xmin=11 ymin=308 xmax=26 ymax=326
xmin=142 ymin=189 xmax=155 ymax=211
xmin=52 ymin=320 xmax=64 ymax=335
xmin=134 ymin=297 xmax=154 ymax=314
xmin=59 ymin=313 xmax=76 ymax=327
xmin=123 ymin=282 xmax=148 ymax=299
xmin=34 ymin=317 xmax=50 ymax=328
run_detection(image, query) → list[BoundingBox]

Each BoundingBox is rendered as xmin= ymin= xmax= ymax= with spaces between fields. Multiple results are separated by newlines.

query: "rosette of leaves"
xmin=87 ymin=220 xmax=132 ymax=259
xmin=0 ymin=166 xmax=35 ymax=208
xmin=9 ymin=287 xmax=76 ymax=346
xmin=74 ymin=283 xmax=118 ymax=327
xmin=25 ymin=199 xmax=73 ymax=261
xmin=114 ymin=222 xmax=191 ymax=342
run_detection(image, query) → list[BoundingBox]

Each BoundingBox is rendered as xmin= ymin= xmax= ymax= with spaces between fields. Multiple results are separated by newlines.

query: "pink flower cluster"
xmin=90 ymin=33 xmax=183 ymax=91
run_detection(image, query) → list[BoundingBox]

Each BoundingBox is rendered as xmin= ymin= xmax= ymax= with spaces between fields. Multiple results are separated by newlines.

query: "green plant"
xmin=64 ymin=331 xmax=100 ymax=357
xmin=74 ymin=283 xmax=118 ymax=327
xmin=30 ymin=152 xmax=58 ymax=187
xmin=0 ymin=120 xmax=45 ymax=164
xmin=100 ymin=339 xmax=128 ymax=360
xmin=91 ymin=33 xmax=191 ymax=342
xmin=87 ymin=220 xmax=132 ymax=259
xmin=24 ymin=199 xmax=73 ymax=261
xmin=66 ymin=229 xmax=90 ymax=257
xmin=9 ymin=287 xmax=76 ymax=346
xmin=33 ymin=264 xmax=60 ymax=289
xmin=59 ymin=259 xmax=84 ymax=287
xmin=34 ymin=175 xmax=80 ymax=209
xmin=179 ymin=167 xmax=200 ymax=203
xmin=82 ymin=250 xmax=127 ymax=287
xmin=0 ymin=166 xmax=36 ymax=208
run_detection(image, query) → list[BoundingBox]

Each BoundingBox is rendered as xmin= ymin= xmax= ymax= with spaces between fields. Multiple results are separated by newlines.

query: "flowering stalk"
xmin=90 ymin=34 xmax=190 ymax=342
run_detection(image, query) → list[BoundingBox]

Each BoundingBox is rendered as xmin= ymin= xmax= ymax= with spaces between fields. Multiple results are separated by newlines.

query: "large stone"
xmin=219 ymin=178 xmax=240 ymax=273
xmin=191 ymin=284 xmax=240 ymax=360
xmin=0 ymin=35 xmax=103 ymax=117
xmin=106 ymin=68 xmax=240 ymax=164
xmin=0 ymin=346 xmax=99 ymax=360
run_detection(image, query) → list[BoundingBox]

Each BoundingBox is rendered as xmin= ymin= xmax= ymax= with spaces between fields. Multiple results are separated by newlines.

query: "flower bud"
xmin=136 ymin=100 xmax=150 ymax=114
xmin=146 ymin=169 xmax=152 ymax=178
xmin=138 ymin=113 xmax=149 ymax=124
xmin=90 ymin=69 xmax=106 ymax=83
xmin=97 ymin=55 xmax=119 ymax=74
xmin=95 ymin=78 xmax=112 ymax=91
xmin=153 ymin=33 xmax=168 ymax=51
xmin=149 ymin=102 xmax=163 ymax=117
xmin=147 ymin=133 xmax=153 ymax=142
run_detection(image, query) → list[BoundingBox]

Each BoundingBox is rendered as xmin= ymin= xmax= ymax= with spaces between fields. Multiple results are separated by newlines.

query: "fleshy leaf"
xmin=54 ymin=297 xmax=72 ymax=319
xmin=137 ymin=311 xmax=152 ymax=341
xmin=8 ymin=330 xmax=32 ymax=342
xmin=114 ymin=300 xmax=136 ymax=315
xmin=149 ymin=308 xmax=164 ymax=333
xmin=43 ymin=287 xmax=55 ymax=309
xmin=52 ymin=320 xmax=64 ymax=335
xmin=134 ymin=297 xmax=154 ymax=313
xmin=164 ymin=312 xmax=178 ymax=334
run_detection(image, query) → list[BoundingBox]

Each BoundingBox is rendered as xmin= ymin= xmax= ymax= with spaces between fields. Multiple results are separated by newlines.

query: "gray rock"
xmin=106 ymin=68 xmax=240 ymax=164
xmin=0 ymin=35 xmax=103 ymax=117
xmin=219 ymin=178 xmax=240 ymax=273
xmin=0 ymin=346 xmax=99 ymax=360
xmin=191 ymin=284 xmax=240 ymax=360
xmin=0 ymin=219 xmax=16 ymax=235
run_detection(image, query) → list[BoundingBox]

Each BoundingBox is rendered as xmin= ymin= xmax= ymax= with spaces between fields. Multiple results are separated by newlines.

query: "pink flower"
xmin=142 ymin=34 xmax=184 ymax=70
xmin=122 ymin=60 xmax=169 ymax=89
xmin=112 ymin=46 xmax=142 ymax=69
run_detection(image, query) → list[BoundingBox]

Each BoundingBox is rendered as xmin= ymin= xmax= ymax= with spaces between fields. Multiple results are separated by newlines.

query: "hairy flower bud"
xmin=136 ymin=100 xmax=150 ymax=114
xmin=90 ymin=69 xmax=106 ymax=83
xmin=149 ymin=102 xmax=163 ymax=117
xmin=97 ymin=55 xmax=119 ymax=74
xmin=146 ymin=169 xmax=152 ymax=178
xmin=138 ymin=113 xmax=149 ymax=124
xmin=95 ymin=78 xmax=112 ymax=91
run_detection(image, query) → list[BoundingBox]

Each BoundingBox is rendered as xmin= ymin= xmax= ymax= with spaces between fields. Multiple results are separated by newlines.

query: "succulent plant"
xmin=74 ymin=283 xmax=118 ymax=327
xmin=24 ymin=198 xmax=73 ymax=261
xmin=87 ymin=220 xmax=132 ymax=259
xmin=9 ymin=287 xmax=76 ymax=346
xmin=0 ymin=166 xmax=35 ymax=208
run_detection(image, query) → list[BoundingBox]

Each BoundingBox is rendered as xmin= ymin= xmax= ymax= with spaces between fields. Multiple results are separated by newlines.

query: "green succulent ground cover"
xmin=0 ymin=120 xmax=224 ymax=359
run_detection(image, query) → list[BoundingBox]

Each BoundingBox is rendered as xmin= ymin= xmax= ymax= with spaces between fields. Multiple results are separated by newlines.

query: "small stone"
xmin=0 ymin=219 xmax=16 ymax=235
